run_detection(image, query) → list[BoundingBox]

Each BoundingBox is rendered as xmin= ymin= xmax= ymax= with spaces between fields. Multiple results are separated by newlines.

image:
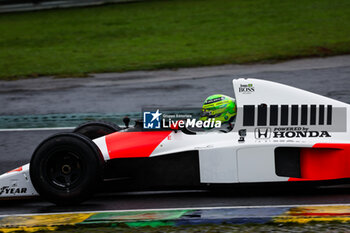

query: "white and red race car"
xmin=1 ymin=78 xmax=349 ymax=205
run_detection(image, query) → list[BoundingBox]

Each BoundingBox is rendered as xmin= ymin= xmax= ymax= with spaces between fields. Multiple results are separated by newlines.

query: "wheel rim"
xmin=45 ymin=150 xmax=84 ymax=189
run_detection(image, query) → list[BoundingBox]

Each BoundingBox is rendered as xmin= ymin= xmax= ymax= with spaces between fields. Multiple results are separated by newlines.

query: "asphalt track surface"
xmin=0 ymin=55 xmax=350 ymax=215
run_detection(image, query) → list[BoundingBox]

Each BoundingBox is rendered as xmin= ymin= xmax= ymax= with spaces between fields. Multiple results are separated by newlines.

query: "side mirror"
xmin=123 ymin=116 xmax=130 ymax=128
xmin=239 ymin=129 xmax=246 ymax=136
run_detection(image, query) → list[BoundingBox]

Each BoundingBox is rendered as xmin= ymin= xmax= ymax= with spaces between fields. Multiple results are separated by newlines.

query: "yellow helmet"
xmin=200 ymin=94 xmax=236 ymax=124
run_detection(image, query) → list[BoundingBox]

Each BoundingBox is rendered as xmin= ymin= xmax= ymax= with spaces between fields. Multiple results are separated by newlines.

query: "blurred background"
xmin=0 ymin=0 xmax=349 ymax=80
xmin=1 ymin=2 xmax=350 ymax=229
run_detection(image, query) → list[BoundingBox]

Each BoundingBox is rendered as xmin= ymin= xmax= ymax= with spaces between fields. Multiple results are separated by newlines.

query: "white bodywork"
xmin=0 ymin=164 xmax=38 ymax=197
xmin=1 ymin=78 xmax=349 ymax=198
xmin=94 ymin=79 xmax=350 ymax=185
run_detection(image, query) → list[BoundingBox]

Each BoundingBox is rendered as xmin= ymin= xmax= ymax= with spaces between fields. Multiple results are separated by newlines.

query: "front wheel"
xmin=30 ymin=133 xmax=103 ymax=205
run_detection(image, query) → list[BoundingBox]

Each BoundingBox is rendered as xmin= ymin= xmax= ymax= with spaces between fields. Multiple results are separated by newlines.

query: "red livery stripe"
xmin=105 ymin=131 xmax=172 ymax=159
xmin=289 ymin=143 xmax=350 ymax=181
xmin=7 ymin=166 xmax=23 ymax=173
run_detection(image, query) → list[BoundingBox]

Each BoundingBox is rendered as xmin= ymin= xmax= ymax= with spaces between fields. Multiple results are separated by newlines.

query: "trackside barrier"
xmin=0 ymin=0 xmax=140 ymax=13
xmin=0 ymin=113 xmax=141 ymax=129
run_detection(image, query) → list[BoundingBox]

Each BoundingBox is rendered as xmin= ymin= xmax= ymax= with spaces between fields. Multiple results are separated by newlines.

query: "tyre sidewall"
xmin=73 ymin=121 xmax=121 ymax=139
xmin=30 ymin=133 xmax=102 ymax=205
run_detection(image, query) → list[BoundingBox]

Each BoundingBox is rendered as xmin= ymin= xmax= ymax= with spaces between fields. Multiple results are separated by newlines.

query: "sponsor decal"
xmin=255 ymin=128 xmax=271 ymax=139
xmin=255 ymin=127 xmax=331 ymax=139
xmin=204 ymin=96 xmax=224 ymax=104
xmin=143 ymin=109 xmax=162 ymax=129
xmin=239 ymin=84 xmax=255 ymax=94
xmin=238 ymin=129 xmax=247 ymax=142
xmin=0 ymin=186 xmax=27 ymax=195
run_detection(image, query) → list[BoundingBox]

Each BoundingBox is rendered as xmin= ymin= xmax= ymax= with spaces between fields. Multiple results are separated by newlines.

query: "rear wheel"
xmin=30 ymin=133 xmax=103 ymax=205
xmin=73 ymin=121 xmax=121 ymax=140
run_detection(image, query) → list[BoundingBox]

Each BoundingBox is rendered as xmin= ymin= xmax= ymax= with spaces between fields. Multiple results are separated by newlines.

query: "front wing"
xmin=0 ymin=164 xmax=38 ymax=198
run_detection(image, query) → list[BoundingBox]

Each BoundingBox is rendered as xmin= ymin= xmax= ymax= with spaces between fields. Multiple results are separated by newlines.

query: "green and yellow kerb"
xmin=200 ymin=94 xmax=236 ymax=124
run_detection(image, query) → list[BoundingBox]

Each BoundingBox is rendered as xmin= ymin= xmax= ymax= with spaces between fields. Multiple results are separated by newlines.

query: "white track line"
xmin=1 ymin=203 xmax=350 ymax=218
xmin=0 ymin=127 xmax=74 ymax=132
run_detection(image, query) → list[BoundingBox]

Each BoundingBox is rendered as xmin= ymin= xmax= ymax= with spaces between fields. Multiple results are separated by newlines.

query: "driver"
xmin=200 ymin=94 xmax=237 ymax=130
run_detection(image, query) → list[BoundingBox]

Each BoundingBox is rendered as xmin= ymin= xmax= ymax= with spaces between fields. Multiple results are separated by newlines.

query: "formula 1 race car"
xmin=1 ymin=78 xmax=349 ymax=205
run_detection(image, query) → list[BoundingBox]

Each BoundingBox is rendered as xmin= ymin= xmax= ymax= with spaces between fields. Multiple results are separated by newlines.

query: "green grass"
xmin=0 ymin=0 xmax=350 ymax=80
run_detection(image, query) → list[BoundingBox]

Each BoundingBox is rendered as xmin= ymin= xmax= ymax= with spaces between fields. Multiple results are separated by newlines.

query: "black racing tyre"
xmin=30 ymin=133 xmax=104 ymax=205
xmin=73 ymin=121 xmax=121 ymax=140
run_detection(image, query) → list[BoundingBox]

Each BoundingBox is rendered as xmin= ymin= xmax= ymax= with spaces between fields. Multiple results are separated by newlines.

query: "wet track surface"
xmin=1 ymin=186 xmax=350 ymax=215
xmin=1 ymin=56 xmax=350 ymax=116
xmin=0 ymin=56 xmax=350 ymax=214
